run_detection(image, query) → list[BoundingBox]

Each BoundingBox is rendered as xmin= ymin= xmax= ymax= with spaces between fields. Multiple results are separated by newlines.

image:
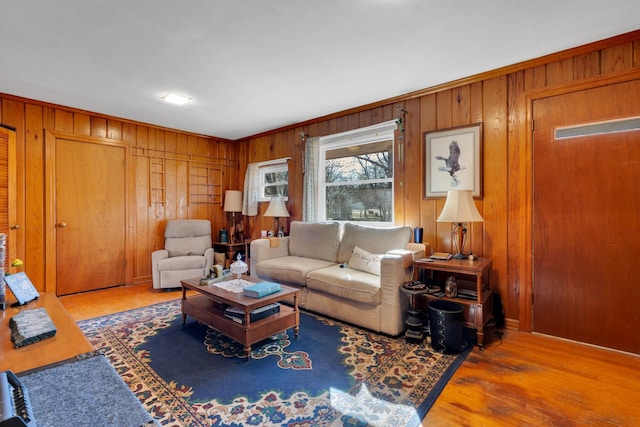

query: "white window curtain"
xmin=242 ymin=163 xmax=259 ymax=216
xmin=302 ymin=137 xmax=319 ymax=222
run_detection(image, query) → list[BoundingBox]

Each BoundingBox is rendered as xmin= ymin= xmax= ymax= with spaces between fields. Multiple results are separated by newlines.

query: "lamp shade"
xmin=264 ymin=197 xmax=290 ymax=218
xmin=223 ymin=190 xmax=243 ymax=212
xmin=436 ymin=190 xmax=484 ymax=223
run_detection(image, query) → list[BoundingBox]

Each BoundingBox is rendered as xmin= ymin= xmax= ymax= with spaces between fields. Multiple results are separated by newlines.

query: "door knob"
xmin=57 ymin=222 xmax=67 ymax=228
xmin=9 ymin=224 xmax=20 ymax=230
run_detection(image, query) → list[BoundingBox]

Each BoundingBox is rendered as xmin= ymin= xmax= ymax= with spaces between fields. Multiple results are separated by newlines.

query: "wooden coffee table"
xmin=180 ymin=275 xmax=299 ymax=358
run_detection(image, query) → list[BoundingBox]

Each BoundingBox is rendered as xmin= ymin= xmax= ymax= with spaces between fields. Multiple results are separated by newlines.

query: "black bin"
xmin=428 ymin=300 xmax=465 ymax=354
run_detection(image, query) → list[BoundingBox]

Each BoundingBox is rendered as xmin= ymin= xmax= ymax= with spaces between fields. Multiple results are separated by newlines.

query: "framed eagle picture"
xmin=424 ymin=123 xmax=483 ymax=198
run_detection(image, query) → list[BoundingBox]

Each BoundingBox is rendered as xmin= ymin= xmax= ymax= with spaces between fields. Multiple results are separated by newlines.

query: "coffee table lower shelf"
xmin=182 ymin=294 xmax=298 ymax=358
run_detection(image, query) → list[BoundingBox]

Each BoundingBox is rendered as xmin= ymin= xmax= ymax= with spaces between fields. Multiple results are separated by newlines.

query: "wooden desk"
xmin=0 ymin=293 xmax=94 ymax=373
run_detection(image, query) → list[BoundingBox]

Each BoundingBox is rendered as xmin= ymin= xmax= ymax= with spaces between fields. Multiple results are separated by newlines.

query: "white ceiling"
xmin=1 ymin=1 xmax=639 ymax=140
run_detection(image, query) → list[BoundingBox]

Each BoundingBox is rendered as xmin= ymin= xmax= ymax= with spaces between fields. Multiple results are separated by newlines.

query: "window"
xmin=318 ymin=121 xmax=396 ymax=224
xmin=258 ymin=161 xmax=289 ymax=201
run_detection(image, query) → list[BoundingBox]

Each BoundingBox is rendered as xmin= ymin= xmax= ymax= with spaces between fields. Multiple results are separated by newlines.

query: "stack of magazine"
xmin=457 ymin=289 xmax=478 ymax=300
xmin=224 ymin=303 xmax=280 ymax=324
xmin=430 ymin=252 xmax=452 ymax=260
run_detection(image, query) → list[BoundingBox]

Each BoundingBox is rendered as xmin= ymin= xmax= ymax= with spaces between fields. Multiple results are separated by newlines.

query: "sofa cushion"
xmin=255 ymin=256 xmax=336 ymax=287
xmin=348 ymin=246 xmax=382 ymax=276
xmin=337 ymin=223 xmax=412 ymax=263
xmin=306 ymin=264 xmax=380 ymax=305
xmin=289 ymin=221 xmax=340 ymax=263
xmin=157 ymin=255 xmax=207 ymax=271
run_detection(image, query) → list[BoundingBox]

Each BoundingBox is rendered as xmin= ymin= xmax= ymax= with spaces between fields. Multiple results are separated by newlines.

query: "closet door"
xmin=48 ymin=134 xmax=127 ymax=295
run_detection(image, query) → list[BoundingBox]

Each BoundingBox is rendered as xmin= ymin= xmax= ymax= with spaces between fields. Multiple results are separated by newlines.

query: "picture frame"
xmin=425 ymin=123 xmax=483 ymax=198
xmin=3 ymin=272 xmax=40 ymax=306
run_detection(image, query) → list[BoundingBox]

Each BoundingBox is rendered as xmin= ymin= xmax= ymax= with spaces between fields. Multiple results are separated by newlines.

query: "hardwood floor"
xmin=59 ymin=283 xmax=640 ymax=426
xmin=59 ymin=283 xmax=187 ymax=321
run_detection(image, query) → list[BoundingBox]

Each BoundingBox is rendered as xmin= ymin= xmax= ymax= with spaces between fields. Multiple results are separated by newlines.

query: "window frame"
xmin=258 ymin=160 xmax=289 ymax=202
xmin=317 ymin=120 xmax=397 ymax=225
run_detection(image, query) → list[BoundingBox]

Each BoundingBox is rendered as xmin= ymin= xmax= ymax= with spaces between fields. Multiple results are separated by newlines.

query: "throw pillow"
xmin=348 ymin=246 xmax=382 ymax=276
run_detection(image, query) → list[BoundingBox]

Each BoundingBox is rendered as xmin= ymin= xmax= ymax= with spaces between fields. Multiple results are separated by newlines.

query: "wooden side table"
xmin=214 ymin=241 xmax=250 ymax=264
xmin=413 ymin=257 xmax=494 ymax=349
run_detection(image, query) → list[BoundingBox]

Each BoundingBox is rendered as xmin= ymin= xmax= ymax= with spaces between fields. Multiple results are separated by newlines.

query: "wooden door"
xmin=54 ymin=137 xmax=127 ymax=295
xmin=532 ymin=79 xmax=640 ymax=354
xmin=0 ymin=126 xmax=17 ymax=272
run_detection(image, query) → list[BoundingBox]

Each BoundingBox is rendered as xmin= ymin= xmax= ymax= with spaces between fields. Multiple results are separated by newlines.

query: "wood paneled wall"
xmin=1 ymin=29 xmax=638 ymax=327
xmin=0 ymin=97 xmax=240 ymax=290
xmin=240 ymin=30 xmax=640 ymax=329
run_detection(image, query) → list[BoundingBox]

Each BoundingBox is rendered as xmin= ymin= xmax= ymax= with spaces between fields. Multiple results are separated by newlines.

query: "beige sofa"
xmin=250 ymin=221 xmax=427 ymax=336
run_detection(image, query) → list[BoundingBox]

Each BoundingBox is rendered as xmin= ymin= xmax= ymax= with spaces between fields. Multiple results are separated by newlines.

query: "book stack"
xmin=10 ymin=308 xmax=57 ymax=348
xmin=430 ymin=252 xmax=452 ymax=260
xmin=457 ymin=289 xmax=478 ymax=300
xmin=242 ymin=281 xmax=281 ymax=298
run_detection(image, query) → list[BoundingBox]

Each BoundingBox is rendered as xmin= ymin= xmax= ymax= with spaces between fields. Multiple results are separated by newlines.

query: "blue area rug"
xmin=79 ymin=300 xmax=471 ymax=426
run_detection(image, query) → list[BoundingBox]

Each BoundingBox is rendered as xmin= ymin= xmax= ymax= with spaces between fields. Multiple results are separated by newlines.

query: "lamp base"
xmin=451 ymin=252 xmax=467 ymax=259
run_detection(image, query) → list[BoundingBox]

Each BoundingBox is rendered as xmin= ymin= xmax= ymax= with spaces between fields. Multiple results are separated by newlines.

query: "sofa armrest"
xmin=386 ymin=242 xmax=428 ymax=269
xmin=250 ymin=237 xmax=290 ymax=277
xmin=407 ymin=242 xmax=430 ymax=259
xmin=204 ymin=247 xmax=214 ymax=276
xmin=378 ymin=253 xmax=415 ymax=335
xmin=151 ymin=249 xmax=169 ymax=289
xmin=377 ymin=242 xmax=431 ymax=335
xmin=379 ymin=253 xmax=417 ymax=293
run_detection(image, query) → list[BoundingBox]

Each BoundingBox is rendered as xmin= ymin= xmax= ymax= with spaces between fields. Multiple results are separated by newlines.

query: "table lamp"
xmin=223 ymin=190 xmax=243 ymax=243
xmin=263 ymin=197 xmax=290 ymax=237
xmin=436 ymin=190 xmax=484 ymax=259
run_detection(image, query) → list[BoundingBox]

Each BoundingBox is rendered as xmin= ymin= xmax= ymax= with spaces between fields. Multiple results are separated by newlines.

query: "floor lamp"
xmin=263 ymin=197 xmax=290 ymax=237
xmin=436 ymin=190 xmax=484 ymax=259
xmin=223 ymin=190 xmax=243 ymax=243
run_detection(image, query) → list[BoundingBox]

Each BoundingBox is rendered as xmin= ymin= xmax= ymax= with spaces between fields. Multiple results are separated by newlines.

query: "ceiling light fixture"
xmin=162 ymin=92 xmax=191 ymax=105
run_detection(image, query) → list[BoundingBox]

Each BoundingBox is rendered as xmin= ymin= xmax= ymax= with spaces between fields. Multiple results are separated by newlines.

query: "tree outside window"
xmin=259 ymin=163 xmax=288 ymax=201
xmin=323 ymin=139 xmax=393 ymax=222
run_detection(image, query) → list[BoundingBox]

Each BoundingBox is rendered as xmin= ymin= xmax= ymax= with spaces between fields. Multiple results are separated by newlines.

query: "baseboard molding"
xmin=505 ymin=317 xmax=519 ymax=330
xmin=133 ymin=276 xmax=152 ymax=286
